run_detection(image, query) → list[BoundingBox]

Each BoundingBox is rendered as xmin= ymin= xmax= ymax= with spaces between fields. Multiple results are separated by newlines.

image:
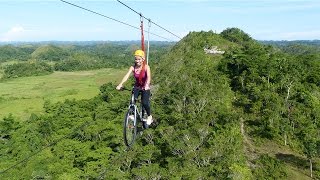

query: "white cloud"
xmin=10 ymin=26 xmax=24 ymax=33
xmin=0 ymin=25 xmax=26 ymax=41
xmin=0 ymin=26 xmax=116 ymax=42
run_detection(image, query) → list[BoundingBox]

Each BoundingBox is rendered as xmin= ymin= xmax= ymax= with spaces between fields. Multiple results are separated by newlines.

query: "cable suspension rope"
xmin=1 ymin=1 xmax=178 ymax=175
xmin=117 ymin=0 xmax=182 ymax=40
xmin=146 ymin=19 xmax=151 ymax=65
xmin=117 ymin=0 xmax=141 ymax=16
xmin=60 ymin=0 xmax=171 ymax=41
xmin=140 ymin=14 xmax=145 ymax=53
xmin=139 ymin=14 xmax=150 ymax=65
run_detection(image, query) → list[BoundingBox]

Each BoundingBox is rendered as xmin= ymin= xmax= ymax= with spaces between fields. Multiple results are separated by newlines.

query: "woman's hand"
xmin=116 ymin=84 xmax=122 ymax=90
xmin=144 ymin=84 xmax=150 ymax=90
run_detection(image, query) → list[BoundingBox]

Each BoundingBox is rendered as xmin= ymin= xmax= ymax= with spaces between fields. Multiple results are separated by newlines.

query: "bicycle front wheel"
xmin=123 ymin=107 xmax=137 ymax=147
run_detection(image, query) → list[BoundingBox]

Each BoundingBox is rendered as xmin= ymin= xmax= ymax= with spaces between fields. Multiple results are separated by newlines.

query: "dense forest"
xmin=0 ymin=28 xmax=320 ymax=179
xmin=0 ymin=41 xmax=174 ymax=79
xmin=261 ymin=40 xmax=320 ymax=47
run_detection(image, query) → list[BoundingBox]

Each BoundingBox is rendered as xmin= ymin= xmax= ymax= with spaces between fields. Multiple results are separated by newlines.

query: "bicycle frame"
xmin=123 ymin=87 xmax=148 ymax=147
xmin=128 ymin=89 xmax=145 ymax=125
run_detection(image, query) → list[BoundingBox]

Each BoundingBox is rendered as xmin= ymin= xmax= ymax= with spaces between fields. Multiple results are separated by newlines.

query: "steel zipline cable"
xmin=1 ymin=0 xmax=180 ymax=175
xmin=117 ymin=0 xmax=182 ymax=40
xmin=60 ymin=0 xmax=173 ymax=41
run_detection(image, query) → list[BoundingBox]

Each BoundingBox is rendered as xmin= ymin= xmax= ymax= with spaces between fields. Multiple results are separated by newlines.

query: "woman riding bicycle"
xmin=116 ymin=49 xmax=153 ymax=125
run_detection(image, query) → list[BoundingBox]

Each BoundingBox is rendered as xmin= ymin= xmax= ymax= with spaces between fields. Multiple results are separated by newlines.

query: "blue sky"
xmin=0 ymin=0 xmax=319 ymax=42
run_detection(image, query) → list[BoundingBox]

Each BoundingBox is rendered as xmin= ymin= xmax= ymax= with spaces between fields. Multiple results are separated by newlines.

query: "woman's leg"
xmin=133 ymin=87 xmax=140 ymax=103
xmin=141 ymin=90 xmax=151 ymax=116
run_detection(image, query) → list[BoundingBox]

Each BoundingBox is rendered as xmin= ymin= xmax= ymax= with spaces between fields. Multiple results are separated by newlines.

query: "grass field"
xmin=0 ymin=68 xmax=127 ymax=121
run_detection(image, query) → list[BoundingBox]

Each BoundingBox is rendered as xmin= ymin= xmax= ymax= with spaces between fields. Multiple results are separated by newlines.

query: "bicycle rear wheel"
xmin=123 ymin=107 xmax=137 ymax=147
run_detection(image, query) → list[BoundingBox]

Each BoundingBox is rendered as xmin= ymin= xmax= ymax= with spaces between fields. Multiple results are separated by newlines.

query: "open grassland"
xmin=0 ymin=68 xmax=127 ymax=121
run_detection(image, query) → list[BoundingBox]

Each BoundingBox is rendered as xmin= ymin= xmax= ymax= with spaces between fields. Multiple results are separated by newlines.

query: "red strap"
xmin=140 ymin=15 xmax=145 ymax=54
xmin=138 ymin=14 xmax=146 ymax=85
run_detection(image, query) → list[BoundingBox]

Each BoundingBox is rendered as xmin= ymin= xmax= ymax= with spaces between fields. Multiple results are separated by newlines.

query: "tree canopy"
xmin=1 ymin=29 xmax=319 ymax=179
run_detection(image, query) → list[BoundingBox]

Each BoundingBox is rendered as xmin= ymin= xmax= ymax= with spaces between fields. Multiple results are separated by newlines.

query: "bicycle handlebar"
xmin=119 ymin=86 xmax=134 ymax=92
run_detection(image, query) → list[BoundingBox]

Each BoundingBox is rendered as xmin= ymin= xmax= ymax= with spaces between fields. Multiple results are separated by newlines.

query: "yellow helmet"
xmin=134 ymin=50 xmax=145 ymax=58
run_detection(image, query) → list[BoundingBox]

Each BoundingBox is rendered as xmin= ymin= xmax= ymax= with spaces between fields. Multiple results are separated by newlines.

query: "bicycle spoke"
xmin=123 ymin=107 xmax=137 ymax=147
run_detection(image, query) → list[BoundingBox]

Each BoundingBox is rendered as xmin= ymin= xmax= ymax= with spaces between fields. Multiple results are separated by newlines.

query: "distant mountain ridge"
xmin=0 ymin=28 xmax=319 ymax=179
xmin=2 ymin=39 xmax=319 ymax=46
xmin=0 ymin=40 xmax=176 ymax=46
xmin=260 ymin=39 xmax=320 ymax=46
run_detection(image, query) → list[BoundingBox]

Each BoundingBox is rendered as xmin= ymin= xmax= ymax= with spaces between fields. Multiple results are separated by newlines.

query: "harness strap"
xmin=140 ymin=14 xmax=145 ymax=54
xmin=146 ymin=19 xmax=151 ymax=65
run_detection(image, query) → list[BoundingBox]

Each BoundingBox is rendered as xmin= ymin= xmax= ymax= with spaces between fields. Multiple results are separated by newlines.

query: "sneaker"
xmin=128 ymin=115 xmax=134 ymax=121
xmin=142 ymin=117 xmax=147 ymax=122
xmin=146 ymin=115 xmax=153 ymax=125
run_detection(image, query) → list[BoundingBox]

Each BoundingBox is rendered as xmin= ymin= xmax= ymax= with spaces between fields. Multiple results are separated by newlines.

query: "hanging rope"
xmin=140 ymin=14 xmax=145 ymax=53
xmin=138 ymin=13 xmax=147 ymax=84
xmin=117 ymin=0 xmax=182 ymax=40
xmin=140 ymin=15 xmax=151 ymax=65
xmin=147 ymin=19 xmax=151 ymax=65
xmin=60 ymin=0 xmax=172 ymax=41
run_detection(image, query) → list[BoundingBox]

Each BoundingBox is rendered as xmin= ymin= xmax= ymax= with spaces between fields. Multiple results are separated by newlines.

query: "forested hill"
xmin=1 ymin=28 xmax=320 ymax=179
xmin=0 ymin=41 xmax=174 ymax=79
xmin=260 ymin=39 xmax=320 ymax=46
xmin=260 ymin=40 xmax=320 ymax=55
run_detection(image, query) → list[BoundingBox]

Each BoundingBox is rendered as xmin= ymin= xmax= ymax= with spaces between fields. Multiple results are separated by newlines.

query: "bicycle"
xmin=122 ymin=87 xmax=149 ymax=147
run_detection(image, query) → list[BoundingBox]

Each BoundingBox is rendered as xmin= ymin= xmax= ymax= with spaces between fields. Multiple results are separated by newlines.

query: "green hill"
xmin=31 ymin=45 xmax=69 ymax=61
xmin=0 ymin=45 xmax=33 ymax=62
xmin=0 ymin=28 xmax=319 ymax=179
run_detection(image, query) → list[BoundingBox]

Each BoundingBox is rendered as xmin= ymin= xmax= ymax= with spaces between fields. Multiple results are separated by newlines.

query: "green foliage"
xmin=219 ymin=36 xmax=320 ymax=143
xmin=54 ymin=53 xmax=103 ymax=71
xmin=253 ymin=154 xmax=288 ymax=179
xmin=219 ymin=28 xmax=320 ymax=178
xmin=2 ymin=61 xmax=53 ymax=79
xmin=221 ymin=27 xmax=253 ymax=45
xmin=1 ymin=41 xmax=175 ymax=72
xmin=261 ymin=40 xmax=320 ymax=55
xmin=0 ymin=45 xmax=34 ymax=62
xmin=31 ymin=45 xmax=69 ymax=61
xmin=1 ymin=30 xmax=320 ymax=179
xmin=147 ymin=30 xmax=251 ymax=179
xmin=0 ymin=114 xmax=20 ymax=136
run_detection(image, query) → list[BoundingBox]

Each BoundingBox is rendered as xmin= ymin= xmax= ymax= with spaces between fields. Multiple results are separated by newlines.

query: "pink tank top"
xmin=133 ymin=66 xmax=147 ymax=89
